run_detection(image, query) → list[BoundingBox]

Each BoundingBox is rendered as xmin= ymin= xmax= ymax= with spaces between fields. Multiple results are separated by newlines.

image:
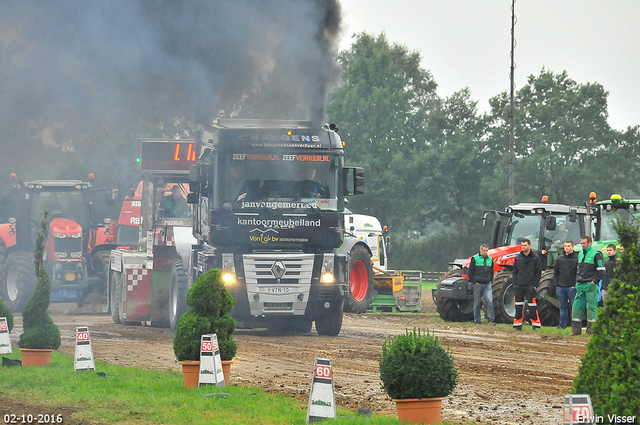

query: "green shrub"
xmin=0 ymin=295 xmax=13 ymax=332
xmin=173 ymin=269 xmax=237 ymax=361
xmin=572 ymin=219 xmax=640 ymax=415
xmin=18 ymin=213 xmax=61 ymax=350
xmin=379 ymin=328 xmax=458 ymax=400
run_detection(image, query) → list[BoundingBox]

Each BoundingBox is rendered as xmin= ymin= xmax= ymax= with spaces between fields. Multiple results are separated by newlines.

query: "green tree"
xmin=327 ymin=32 xmax=439 ymax=226
xmin=572 ymin=219 xmax=640 ymax=415
xmin=487 ymin=69 xmax=623 ymax=205
xmin=416 ymin=88 xmax=492 ymax=257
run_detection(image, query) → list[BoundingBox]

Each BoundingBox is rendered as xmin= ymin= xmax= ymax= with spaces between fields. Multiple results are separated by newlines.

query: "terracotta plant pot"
xmin=394 ymin=397 xmax=444 ymax=424
xmin=179 ymin=360 xmax=200 ymax=388
xmin=221 ymin=360 xmax=232 ymax=386
xmin=19 ymin=348 xmax=54 ymax=367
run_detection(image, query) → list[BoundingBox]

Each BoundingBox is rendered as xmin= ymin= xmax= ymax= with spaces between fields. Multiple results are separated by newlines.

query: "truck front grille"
xmin=243 ymin=254 xmax=314 ymax=285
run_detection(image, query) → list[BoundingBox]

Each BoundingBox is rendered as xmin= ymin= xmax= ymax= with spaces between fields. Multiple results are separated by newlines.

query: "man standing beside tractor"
xmin=553 ymin=240 xmax=578 ymax=330
xmin=572 ymin=236 xmax=605 ymax=335
xmin=468 ymin=243 xmax=495 ymax=325
xmin=512 ymin=238 xmax=542 ymax=330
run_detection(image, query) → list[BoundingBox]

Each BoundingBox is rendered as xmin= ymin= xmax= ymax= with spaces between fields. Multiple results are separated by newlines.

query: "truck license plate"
xmin=265 ymin=287 xmax=290 ymax=293
xmin=264 ymin=302 xmax=292 ymax=310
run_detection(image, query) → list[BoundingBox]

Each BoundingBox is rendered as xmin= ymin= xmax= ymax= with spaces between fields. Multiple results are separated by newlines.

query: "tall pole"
xmin=508 ymin=0 xmax=516 ymax=205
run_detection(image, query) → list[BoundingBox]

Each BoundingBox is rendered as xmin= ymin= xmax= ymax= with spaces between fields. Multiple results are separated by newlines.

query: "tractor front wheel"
xmin=109 ymin=270 xmax=121 ymax=324
xmin=3 ymin=252 xmax=36 ymax=313
xmin=169 ymin=261 xmax=189 ymax=330
xmin=492 ymin=270 xmax=515 ymax=324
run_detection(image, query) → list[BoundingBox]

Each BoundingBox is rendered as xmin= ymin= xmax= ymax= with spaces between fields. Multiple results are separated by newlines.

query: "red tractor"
xmin=434 ymin=198 xmax=590 ymax=324
xmin=0 ymin=174 xmax=116 ymax=312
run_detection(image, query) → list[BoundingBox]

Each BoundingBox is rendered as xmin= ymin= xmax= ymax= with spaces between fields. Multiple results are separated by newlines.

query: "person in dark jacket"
xmin=512 ymin=238 xmax=543 ymax=330
xmin=601 ymin=243 xmax=617 ymax=302
xmin=468 ymin=243 xmax=495 ymax=325
xmin=553 ymin=240 xmax=578 ymax=329
xmin=572 ymin=236 xmax=605 ymax=335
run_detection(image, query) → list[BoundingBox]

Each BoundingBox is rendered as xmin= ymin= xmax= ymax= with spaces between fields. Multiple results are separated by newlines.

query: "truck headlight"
xmin=322 ymin=254 xmax=335 ymax=284
xmin=222 ymin=253 xmax=235 ymax=284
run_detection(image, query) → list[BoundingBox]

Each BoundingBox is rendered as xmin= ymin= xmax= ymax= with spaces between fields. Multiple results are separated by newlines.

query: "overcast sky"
xmin=339 ymin=0 xmax=640 ymax=131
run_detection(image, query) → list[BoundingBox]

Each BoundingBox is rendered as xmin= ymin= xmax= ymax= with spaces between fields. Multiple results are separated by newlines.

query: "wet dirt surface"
xmin=4 ymin=294 xmax=589 ymax=425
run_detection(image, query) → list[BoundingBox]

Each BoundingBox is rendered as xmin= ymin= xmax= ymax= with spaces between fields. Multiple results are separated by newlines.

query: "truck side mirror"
xmin=568 ymin=208 xmax=577 ymax=222
xmin=187 ymin=192 xmax=199 ymax=205
xmin=546 ymin=215 xmax=557 ymax=231
xmin=353 ymin=167 xmax=364 ymax=195
xmin=106 ymin=182 xmax=119 ymax=205
xmin=189 ymin=165 xmax=207 ymax=183
xmin=482 ymin=212 xmax=488 ymax=228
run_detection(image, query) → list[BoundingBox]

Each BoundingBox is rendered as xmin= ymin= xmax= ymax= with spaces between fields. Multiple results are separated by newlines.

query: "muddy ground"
xmin=3 ymin=293 xmax=588 ymax=425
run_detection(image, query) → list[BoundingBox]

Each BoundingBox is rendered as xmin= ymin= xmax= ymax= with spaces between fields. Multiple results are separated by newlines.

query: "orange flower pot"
xmin=394 ymin=397 xmax=444 ymax=424
xmin=19 ymin=349 xmax=53 ymax=367
xmin=179 ymin=361 xmax=200 ymax=388
xmin=221 ymin=360 xmax=232 ymax=386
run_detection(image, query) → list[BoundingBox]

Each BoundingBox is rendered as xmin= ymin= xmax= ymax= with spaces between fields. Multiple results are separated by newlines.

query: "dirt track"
xmin=4 ymin=294 xmax=588 ymax=425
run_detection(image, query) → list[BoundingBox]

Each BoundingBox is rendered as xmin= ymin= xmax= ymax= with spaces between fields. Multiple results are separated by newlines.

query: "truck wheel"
xmin=0 ymin=240 xmax=7 ymax=299
xmin=4 ymin=251 xmax=36 ymax=313
xmin=115 ymin=271 xmax=134 ymax=325
xmin=315 ymin=299 xmax=344 ymax=336
xmin=345 ymin=244 xmax=374 ymax=313
xmin=537 ymin=270 xmax=559 ymax=326
xmin=492 ymin=270 xmax=515 ymax=324
xmin=170 ymin=261 xmax=189 ymax=330
xmin=94 ymin=250 xmax=112 ymax=298
xmin=434 ymin=269 xmax=474 ymax=322
xmin=109 ymin=270 xmax=121 ymax=324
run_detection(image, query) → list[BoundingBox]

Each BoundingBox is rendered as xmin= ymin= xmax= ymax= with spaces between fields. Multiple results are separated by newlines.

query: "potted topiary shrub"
xmin=18 ymin=214 xmax=61 ymax=366
xmin=379 ymin=328 xmax=458 ymax=424
xmin=173 ymin=268 xmax=237 ymax=388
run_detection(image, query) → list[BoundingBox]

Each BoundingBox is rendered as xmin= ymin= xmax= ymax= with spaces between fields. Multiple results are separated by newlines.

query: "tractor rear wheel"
xmin=492 ymin=270 xmax=515 ymax=324
xmin=344 ymin=244 xmax=374 ymax=313
xmin=3 ymin=251 xmax=36 ymax=313
xmin=537 ymin=270 xmax=559 ymax=326
xmin=169 ymin=261 xmax=189 ymax=330
xmin=109 ymin=270 xmax=121 ymax=324
xmin=434 ymin=269 xmax=474 ymax=322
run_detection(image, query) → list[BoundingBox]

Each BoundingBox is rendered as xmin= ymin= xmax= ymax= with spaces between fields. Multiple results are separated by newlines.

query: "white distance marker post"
xmin=211 ymin=334 xmax=226 ymax=387
xmin=564 ymin=394 xmax=595 ymax=425
xmin=199 ymin=334 xmax=225 ymax=387
xmin=74 ymin=326 xmax=95 ymax=371
xmin=0 ymin=317 xmax=12 ymax=355
xmin=306 ymin=358 xmax=336 ymax=423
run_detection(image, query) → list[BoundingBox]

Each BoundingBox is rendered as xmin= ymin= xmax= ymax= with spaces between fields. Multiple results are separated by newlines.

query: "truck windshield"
xmin=599 ymin=208 xmax=640 ymax=240
xmin=31 ymin=190 xmax=88 ymax=229
xmin=219 ymin=153 xmax=338 ymax=211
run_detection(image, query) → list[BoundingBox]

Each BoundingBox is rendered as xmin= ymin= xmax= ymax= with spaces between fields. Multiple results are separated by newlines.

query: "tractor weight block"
xmin=438 ymin=277 xmax=470 ymax=300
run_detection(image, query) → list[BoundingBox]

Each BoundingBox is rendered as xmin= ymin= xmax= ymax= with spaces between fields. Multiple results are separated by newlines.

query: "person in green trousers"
xmin=572 ymin=236 xmax=605 ymax=335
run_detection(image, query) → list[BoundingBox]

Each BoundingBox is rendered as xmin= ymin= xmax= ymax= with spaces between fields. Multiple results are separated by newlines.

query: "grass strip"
xmin=1 ymin=349 xmax=411 ymax=424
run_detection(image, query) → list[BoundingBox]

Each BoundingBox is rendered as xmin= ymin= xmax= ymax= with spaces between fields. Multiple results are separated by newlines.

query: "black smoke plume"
xmin=0 ymin=1 xmax=343 ymax=182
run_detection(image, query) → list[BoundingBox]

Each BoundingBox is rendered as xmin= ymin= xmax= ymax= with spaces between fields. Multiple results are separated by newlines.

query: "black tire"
xmin=3 ymin=251 xmax=36 ymax=313
xmin=94 ymin=250 xmax=112 ymax=297
xmin=492 ymin=269 xmax=515 ymax=324
xmin=109 ymin=270 xmax=121 ymax=324
xmin=170 ymin=261 xmax=189 ymax=330
xmin=434 ymin=269 xmax=474 ymax=322
xmin=115 ymin=271 xmax=134 ymax=325
xmin=344 ymin=244 xmax=374 ymax=313
xmin=0 ymin=240 xmax=7 ymax=299
xmin=315 ymin=299 xmax=344 ymax=336
xmin=537 ymin=270 xmax=559 ymax=326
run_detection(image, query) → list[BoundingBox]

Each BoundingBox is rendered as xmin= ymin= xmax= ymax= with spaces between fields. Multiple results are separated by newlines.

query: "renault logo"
xmin=271 ymin=261 xmax=286 ymax=279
